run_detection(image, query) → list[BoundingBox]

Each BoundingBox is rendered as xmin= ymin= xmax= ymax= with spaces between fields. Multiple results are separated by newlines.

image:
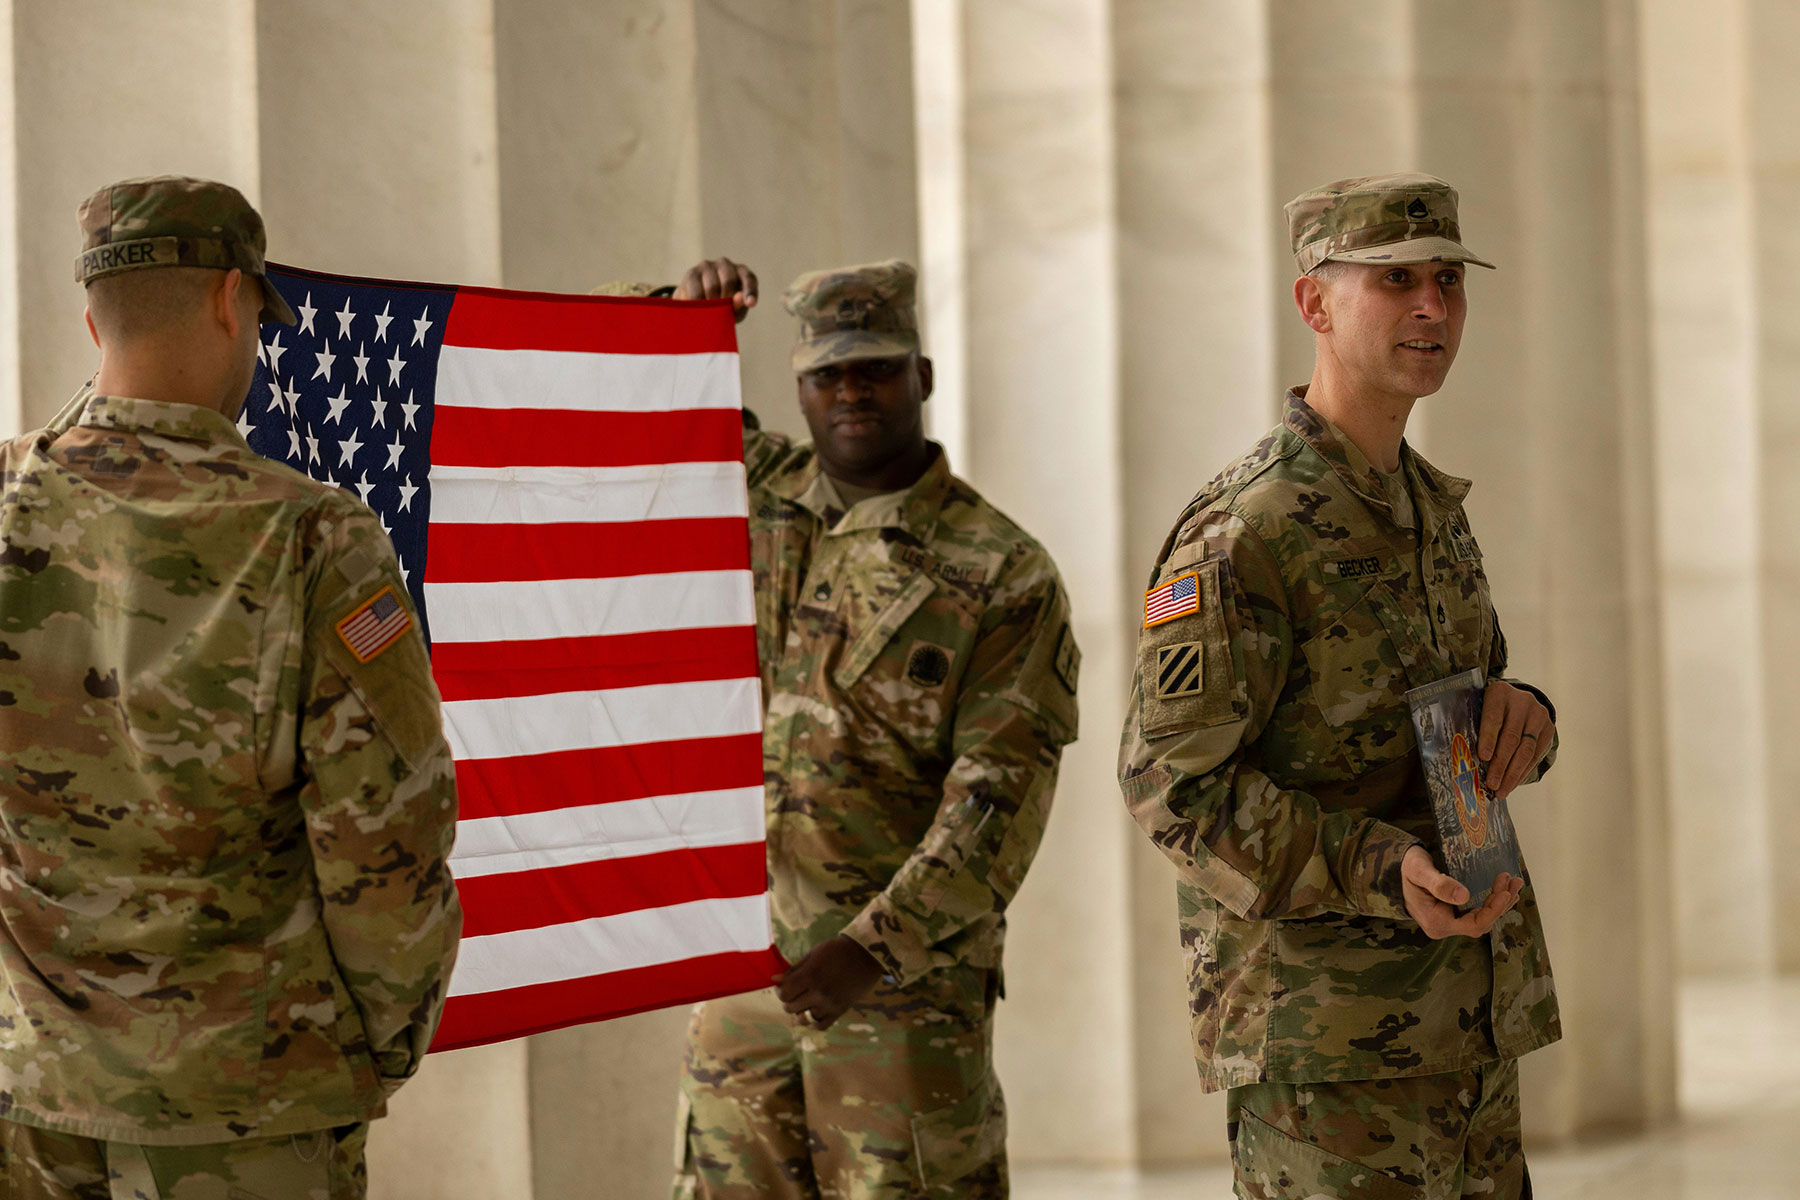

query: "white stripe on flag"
xmin=435 ymin=347 xmax=741 ymax=413
xmin=426 ymin=462 xmax=748 ymax=525
xmin=449 ymin=787 xmax=765 ymax=878
xmin=446 ymin=894 xmax=773 ymax=997
xmin=423 ymin=570 xmax=754 ymax=643
xmin=441 ymin=676 xmax=763 ymax=762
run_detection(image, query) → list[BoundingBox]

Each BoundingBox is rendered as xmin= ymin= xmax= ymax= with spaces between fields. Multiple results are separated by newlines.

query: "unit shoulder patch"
xmin=335 ymin=585 xmax=414 ymax=664
xmin=1155 ymin=641 xmax=1203 ymax=700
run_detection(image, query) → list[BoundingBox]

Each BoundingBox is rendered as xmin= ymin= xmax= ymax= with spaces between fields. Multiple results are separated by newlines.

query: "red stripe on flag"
xmin=455 ymin=843 xmax=768 ymax=939
xmin=430 ymin=946 xmax=786 ymax=1052
xmin=432 ymin=628 xmax=758 ymax=702
xmin=452 ymin=733 xmax=764 ymax=820
xmin=428 ymin=405 xmax=743 ymax=468
xmin=425 ymin=518 xmax=749 ymax=584
xmin=443 ymin=289 xmax=739 ymax=355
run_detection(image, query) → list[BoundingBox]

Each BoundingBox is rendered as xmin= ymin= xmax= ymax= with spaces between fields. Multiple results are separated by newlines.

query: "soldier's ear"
xmin=214 ymin=269 xmax=249 ymax=340
xmin=915 ymin=355 xmax=934 ymax=404
xmin=1294 ymin=274 xmax=1332 ymax=334
xmin=84 ymin=306 xmax=100 ymax=349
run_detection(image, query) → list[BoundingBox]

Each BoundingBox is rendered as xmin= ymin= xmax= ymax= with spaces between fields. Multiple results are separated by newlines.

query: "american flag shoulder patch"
xmin=1144 ymin=571 xmax=1201 ymax=628
xmin=336 ymin=585 xmax=414 ymax=663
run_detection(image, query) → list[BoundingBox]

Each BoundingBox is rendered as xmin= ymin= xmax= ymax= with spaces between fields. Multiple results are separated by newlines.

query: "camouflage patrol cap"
xmin=75 ymin=175 xmax=297 ymax=325
xmin=1286 ymin=172 xmax=1494 ymax=274
xmin=782 ymin=259 xmax=919 ymax=372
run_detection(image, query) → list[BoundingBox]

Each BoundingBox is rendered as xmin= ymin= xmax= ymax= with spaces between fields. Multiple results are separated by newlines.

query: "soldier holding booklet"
xmin=1118 ymin=174 xmax=1559 ymax=1199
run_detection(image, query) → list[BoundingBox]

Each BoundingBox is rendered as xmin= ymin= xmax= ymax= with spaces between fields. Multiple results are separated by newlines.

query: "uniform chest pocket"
xmin=1299 ymin=583 xmax=1410 ymax=730
xmin=833 ymin=572 xmax=939 ymax=690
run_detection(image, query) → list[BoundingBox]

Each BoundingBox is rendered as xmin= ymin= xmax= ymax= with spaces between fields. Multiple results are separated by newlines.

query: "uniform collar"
xmin=77 ymin=393 xmax=248 ymax=450
xmin=1283 ymin=387 xmax=1471 ymax=537
xmin=773 ymin=442 xmax=951 ymax=540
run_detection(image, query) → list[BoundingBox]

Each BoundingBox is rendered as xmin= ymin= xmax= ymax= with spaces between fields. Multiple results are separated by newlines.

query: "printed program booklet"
xmin=1404 ymin=667 xmax=1521 ymax=912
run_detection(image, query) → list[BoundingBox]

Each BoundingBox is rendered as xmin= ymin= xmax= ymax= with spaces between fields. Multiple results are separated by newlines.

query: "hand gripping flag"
xmin=241 ymin=264 xmax=780 ymax=1051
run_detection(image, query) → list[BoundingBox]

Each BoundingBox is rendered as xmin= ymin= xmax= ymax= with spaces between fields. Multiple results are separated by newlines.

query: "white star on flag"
xmin=374 ymin=301 xmax=393 ymax=343
xmin=402 ymin=391 xmax=419 ymax=430
xmin=412 ymin=308 xmax=433 ymax=346
xmin=266 ymin=331 xmax=286 ymax=373
xmin=354 ymin=342 xmax=370 ymax=385
xmin=305 ymin=433 xmax=321 ymax=464
xmin=370 ymin=390 xmax=388 ymax=428
xmin=283 ymin=378 xmax=301 ymax=416
xmin=297 ymin=292 xmax=317 ymax=336
xmin=335 ymin=297 xmax=357 ymax=339
xmin=396 ymin=477 xmax=418 ymax=512
xmin=387 ymin=348 xmax=407 ymax=385
xmin=384 ymin=429 xmax=405 ymax=470
xmin=312 ymin=343 xmax=336 ymax=382
xmin=338 ymin=431 xmax=363 ymax=468
xmin=286 ymin=427 xmax=302 ymax=460
xmin=325 ymin=386 xmax=352 ymax=425
xmin=235 ymin=406 xmax=254 ymax=438
xmin=354 ymin=472 xmax=376 ymax=504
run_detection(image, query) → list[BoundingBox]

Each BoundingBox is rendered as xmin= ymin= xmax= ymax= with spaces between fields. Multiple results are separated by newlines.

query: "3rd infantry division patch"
xmin=1156 ymin=642 xmax=1203 ymax=699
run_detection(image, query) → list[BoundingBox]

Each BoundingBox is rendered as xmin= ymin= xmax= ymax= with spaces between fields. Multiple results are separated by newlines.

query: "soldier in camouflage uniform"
xmin=659 ymin=259 xmax=1079 ymax=1199
xmin=1118 ymin=175 xmax=1561 ymax=1198
xmin=0 ymin=177 xmax=461 ymax=1198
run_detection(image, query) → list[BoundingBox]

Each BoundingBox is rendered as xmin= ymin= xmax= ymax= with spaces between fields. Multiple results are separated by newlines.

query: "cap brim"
xmin=791 ymin=331 xmax=919 ymax=373
xmin=1327 ymin=236 xmax=1495 ymax=270
xmin=258 ymin=273 xmax=298 ymax=326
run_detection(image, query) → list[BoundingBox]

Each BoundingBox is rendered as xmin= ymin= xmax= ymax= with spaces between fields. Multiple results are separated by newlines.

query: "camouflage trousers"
xmin=674 ymin=967 xmax=1007 ymax=1199
xmin=0 ymin=1117 xmax=368 ymax=1200
xmin=1228 ymin=1057 xmax=1528 ymax=1199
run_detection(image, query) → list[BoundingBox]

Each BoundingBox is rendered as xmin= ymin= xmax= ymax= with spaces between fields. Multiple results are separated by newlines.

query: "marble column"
xmin=1638 ymin=0 xmax=1775 ymax=981
xmin=1743 ymin=0 xmax=1800 ymax=973
xmin=488 ymin=4 xmax=920 ymax=1194
xmin=3 ymin=0 xmax=260 ymax=435
xmin=922 ymin=0 xmax=1142 ymax=1168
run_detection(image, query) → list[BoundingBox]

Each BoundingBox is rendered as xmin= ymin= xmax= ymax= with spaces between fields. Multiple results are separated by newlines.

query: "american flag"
xmin=242 ymin=264 xmax=780 ymax=1052
xmin=1144 ymin=572 xmax=1200 ymax=628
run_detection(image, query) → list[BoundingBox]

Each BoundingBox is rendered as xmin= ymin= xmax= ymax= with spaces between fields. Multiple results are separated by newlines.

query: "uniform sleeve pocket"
xmin=833 ymin=572 xmax=937 ymax=690
xmin=1234 ymin=1110 xmax=1422 ymax=1199
xmin=1140 ymin=559 xmax=1240 ymax=738
xmin=317 ymin=595 xmax=443 ymax=773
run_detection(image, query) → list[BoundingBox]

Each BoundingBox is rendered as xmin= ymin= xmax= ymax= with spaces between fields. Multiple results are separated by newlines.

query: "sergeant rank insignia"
xmin=1155 ymin=642 xmax=1204 ymax=699
xmin=336 ymin=585 xmax=414 ymax=663
xmin=1143 ymin=572 xmax=1200 ymax=628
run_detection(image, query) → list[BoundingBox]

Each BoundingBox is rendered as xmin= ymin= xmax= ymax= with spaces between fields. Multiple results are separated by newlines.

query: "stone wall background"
xmin=0 ymin=1 xmax=1789 ymax=1192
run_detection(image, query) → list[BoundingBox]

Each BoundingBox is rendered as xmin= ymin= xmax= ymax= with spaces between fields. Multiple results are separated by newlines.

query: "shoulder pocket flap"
xmin=1141 ymin=558 xmax=1238 ymax=738
xmin=318 ymin=610 xmax=442 ymax=772
xmin=833 ymin=572 xmax=937 ymax=690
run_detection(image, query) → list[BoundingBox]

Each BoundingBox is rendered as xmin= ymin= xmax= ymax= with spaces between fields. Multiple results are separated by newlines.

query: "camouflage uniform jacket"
xmin=1117 ymin=390 xmax=1561 ymax=1091
xmin=0 ymin=392 xmax=462 ymax=1145
xmin=745 ymin=428 xmax=1079 ymax=986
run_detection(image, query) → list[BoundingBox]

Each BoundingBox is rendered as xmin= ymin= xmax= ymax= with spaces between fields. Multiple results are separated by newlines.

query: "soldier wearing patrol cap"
xmin=0 ymin=176 xmax=461 ymax=1198
xmin=1118 ymin=173 xmax=1559 ymax=1198
xmin=656 ymin=259 xmax=1080 ymax=1199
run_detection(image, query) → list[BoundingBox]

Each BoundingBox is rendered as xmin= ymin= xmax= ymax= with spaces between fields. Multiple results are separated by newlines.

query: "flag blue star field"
xmin=243 ymin=264 xmax=780 ymax=1051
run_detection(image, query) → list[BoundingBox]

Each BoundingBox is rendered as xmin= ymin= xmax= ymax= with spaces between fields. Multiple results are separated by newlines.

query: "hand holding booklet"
xmin=1404 ymin=667 xmax=1522 ymax=913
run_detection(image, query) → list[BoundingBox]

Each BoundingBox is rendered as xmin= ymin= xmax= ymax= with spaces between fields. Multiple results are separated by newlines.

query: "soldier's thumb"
xmin=1433 ymin=875 xmax=1469 ymax=906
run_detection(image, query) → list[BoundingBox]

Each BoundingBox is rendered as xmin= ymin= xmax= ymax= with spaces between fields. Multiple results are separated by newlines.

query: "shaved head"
xmin=86 ymin=267 xmax=222 ymax=342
